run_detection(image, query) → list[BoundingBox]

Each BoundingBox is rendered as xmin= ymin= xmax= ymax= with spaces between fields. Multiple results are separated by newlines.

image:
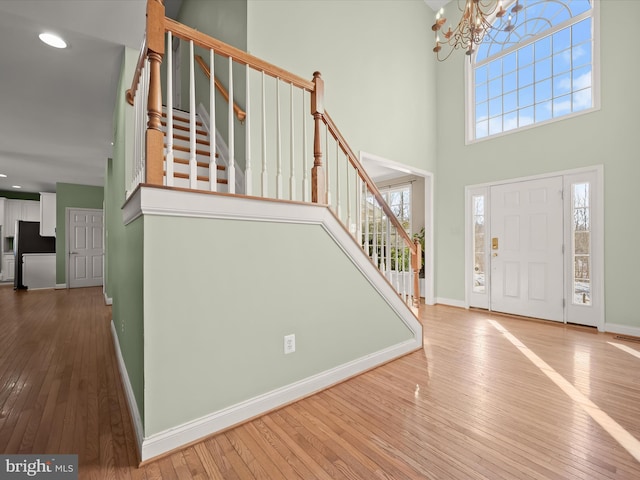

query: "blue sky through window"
xmin=472 ymin=0 xmax=593 ymax=140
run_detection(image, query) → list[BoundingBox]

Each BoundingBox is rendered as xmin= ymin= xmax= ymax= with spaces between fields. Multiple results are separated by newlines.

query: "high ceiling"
xmin=424 ymin=0 xmax=451 ymax=12
xmin=0 ymin=0 xmax=443 ymax=194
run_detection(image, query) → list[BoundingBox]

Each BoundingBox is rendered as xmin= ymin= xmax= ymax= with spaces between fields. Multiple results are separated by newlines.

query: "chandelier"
xmin=432 ymin=0 xmax=523 ymax=61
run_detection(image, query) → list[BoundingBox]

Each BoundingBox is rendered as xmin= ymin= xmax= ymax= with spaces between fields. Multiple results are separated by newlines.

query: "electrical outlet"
xmin=284 ymin=334 xmax=296 ymax=354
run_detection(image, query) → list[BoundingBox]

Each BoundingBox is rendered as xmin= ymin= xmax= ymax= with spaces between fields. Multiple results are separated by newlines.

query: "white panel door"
xmin=68 ymin=209 xmax=103 ymax=288
xmin=490 ymin=177 xmax=564 ymax=321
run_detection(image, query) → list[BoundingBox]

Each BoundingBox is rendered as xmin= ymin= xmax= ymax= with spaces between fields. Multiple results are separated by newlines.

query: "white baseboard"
xmin=104 ymin=292 xmax=113 ymax=305
xmin=140 ymin=337 xmax=421 ymax=462
xmin=110 ymin=321 xmax=144 ymax=458
xmin=435 ymin=297 xmax=466 ymax=308
xmin=55 ymin=283 xmax=67 ymax=289
xmin=604 ymin=323 xmax=640 ymax=338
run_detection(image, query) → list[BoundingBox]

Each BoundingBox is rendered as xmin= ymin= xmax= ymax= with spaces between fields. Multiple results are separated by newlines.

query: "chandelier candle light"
xmin=432 ymin=0 xmax=523 ymax=61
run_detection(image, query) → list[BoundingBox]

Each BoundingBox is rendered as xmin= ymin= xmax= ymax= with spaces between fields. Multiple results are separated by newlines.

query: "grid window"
xmin=472 ymin=1 xmax=594 ymax=140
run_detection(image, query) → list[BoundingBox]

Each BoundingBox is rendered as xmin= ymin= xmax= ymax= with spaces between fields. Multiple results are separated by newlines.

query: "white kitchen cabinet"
xmin=2 ymin=252 xmax=15 ymax=281
xmin=40 ymin=193 xmax=56 ymax=237
xmin=3 ymin=199 xmax=41 ymax=237
xmin=4 ymin=200 xmax=21 ymax=237
xmin=22 ymin=253 xmax=56 ymax=289
xmin=0 ymin=197 xmax=5 ymax=227
xmin=23 ymin=200 xmax=40 ymax=222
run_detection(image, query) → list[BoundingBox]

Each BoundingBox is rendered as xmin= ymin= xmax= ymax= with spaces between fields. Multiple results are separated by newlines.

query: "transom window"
xmin=470 ymin=0 xmax=596 ymax=141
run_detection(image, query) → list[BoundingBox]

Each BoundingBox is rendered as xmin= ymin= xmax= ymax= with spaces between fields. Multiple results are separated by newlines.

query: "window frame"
xmin=465 ymin=0 xmax=601 ymax=144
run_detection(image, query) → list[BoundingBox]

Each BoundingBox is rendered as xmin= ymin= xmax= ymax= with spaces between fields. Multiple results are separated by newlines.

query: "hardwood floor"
xmin=1 ymin=285 xmax=639 ymax=479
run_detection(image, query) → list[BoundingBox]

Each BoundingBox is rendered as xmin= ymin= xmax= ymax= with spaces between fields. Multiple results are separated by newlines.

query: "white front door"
xmin=68 ymin=208 xmax=103 ymax=288
xmin=490 ymin=177 xmax=564 ymax=322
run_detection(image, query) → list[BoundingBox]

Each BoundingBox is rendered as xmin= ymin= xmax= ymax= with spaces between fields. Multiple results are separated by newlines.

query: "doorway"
xmin=465 ymin=167 xmax=603 ymax=329
xmin=66 ymin=208 xmax=104 ymax=288
xmin=361 ymin=152 xmax=434 ymax=305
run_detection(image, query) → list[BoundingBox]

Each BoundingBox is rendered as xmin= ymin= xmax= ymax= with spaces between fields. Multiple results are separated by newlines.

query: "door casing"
xmin=465 ymin=166 xmax=604 ymax=330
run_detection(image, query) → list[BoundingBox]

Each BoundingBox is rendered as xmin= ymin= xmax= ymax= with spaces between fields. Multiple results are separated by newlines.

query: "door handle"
xmin=69 ymin=252 xmax=78 ymax=255
xmin=492 ymin=237 xmax=499 ymax=250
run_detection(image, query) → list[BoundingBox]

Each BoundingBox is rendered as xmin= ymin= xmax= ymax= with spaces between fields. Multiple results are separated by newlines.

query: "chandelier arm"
xmin=434 ymin=0 xmax=522 ymax=61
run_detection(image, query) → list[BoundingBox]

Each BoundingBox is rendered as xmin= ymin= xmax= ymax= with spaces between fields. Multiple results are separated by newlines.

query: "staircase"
xmin=161 ymin=108 xmax=228 ymax=191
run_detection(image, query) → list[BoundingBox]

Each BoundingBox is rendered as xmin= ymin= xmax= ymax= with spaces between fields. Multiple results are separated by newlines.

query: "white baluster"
xmin=132 ymin=69 xmax=140 ymax=192
xmin=140 ymin=59 xmax=150 ymax=187
xmin=346 ymin=158 xmax=352 ymax=235
xmin=325 ymin=125 xmax=331 ymax=206
xmin=245 ymin=64 xmax=252 ymax=196
xmin=372 ymin=199 xmax=378 ymax=267
xmin=356 ymin=176 xmax=369 ymax=248
xmin=189 ymin=40 xmax=197 ymax=189
xmin=227 ymin=56 xmax=235 ymax=194
xmin=289 ymin=82 xmax=295 ymax=201
xmin=380 ymin=210 xmax=386 ymax=272
xmin=335 ymin=142 xmax=341 ymax=220
xmin=402 ymin=236 xmax=407 ymax=300
xmin=209 ymin=49 xmax=217 ymax=192
xmin=302 ymin=90 xmax=309 ymax=203
xmin=394 ymin=230 xmax=400 ymax=293
xmin=165 ymin=32 xmax=174 ymax=187
xmin=386 ymin=216 xmax=392 ymax=280
xmin=261 ymin=72 xmax=268 ymax=197
xmin=276 ymin=78 xmax=283 ymax=199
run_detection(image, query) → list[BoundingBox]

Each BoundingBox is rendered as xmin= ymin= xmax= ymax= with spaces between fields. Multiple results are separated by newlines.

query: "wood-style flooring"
xmin=1 ymin=285 xmax=639 ymax=479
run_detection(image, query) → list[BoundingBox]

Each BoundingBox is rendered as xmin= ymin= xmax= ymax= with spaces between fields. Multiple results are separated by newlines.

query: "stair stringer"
xmin=122 ymin=186 xmax=423 ymax=462
xmin=197 ymin=102 xmax=245 ymax=195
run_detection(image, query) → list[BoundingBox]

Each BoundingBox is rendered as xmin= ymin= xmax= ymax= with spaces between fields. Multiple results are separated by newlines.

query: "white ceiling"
xmin=0 ymin=0 xmax=147 ymax=193
xmin=423 ymin=0 xmax=451 ymax=12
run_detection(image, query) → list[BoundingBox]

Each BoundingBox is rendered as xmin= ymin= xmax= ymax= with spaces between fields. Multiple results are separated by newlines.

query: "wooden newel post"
xmin=311 ymin=71 xmax=326 ymax=204
xmin=412 ymin=238 xmax=421 ymax=308
xmin=145 ymin=0 xmax=165 ymax=185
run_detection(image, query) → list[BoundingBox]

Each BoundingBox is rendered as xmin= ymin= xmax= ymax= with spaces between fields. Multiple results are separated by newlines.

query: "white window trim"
xmin=465 ymin=0 xmax=601 ymax=145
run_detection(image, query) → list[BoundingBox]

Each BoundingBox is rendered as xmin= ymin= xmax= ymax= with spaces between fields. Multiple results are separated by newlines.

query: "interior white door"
xmin=68 ymin=209 xmax=103 ymax=288
xmin=490 ymin=177 xmax=564 ymax=321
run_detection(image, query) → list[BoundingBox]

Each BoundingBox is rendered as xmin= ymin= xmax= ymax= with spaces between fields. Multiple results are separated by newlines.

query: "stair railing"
xmin=126 ymin=0 xmax=421 ymax=307
xmin=194 ymin=55 xmax=246 ymax=123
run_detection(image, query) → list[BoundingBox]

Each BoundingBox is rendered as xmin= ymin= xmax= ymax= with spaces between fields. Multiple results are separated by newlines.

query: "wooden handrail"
xmin=165 ymin=18 xmax=315 ymax=91
xmin=127 ymin=1 xmax=421 ymax=305
xmin=323 ymin=110 xmax=420 ymax=306
xmin=322 ymin=111 xmax=417 ymax=255
xmin=126 ymin=36 xmax=148 ymax=106
xmin=194 ymin=55 xmax=246 ymax=123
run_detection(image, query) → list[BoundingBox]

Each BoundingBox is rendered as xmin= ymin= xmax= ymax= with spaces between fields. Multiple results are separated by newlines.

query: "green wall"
xmin=434 ymin=1 xmax=639 ymax=328
xmin=175 ymin=0 xmax=437 ymax=180
xmin=142 ymin=214 xmax=413 ymax=435
xmin=55 ymin=183 xmax=104 ymax=284
xmin=105 ymin=47 xmax=146 ymax=423
xmin=247 ymin=0 xmax=437 ymax=174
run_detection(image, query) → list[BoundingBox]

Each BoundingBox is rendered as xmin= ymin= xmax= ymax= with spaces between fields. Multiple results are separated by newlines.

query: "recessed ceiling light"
xmin=39 ymin=32 xmax=67 ymax=49
xmin=12 ymin=185 xmax=22 ymax=189
xmin=0 ymin=173 xmax=6 ymax=178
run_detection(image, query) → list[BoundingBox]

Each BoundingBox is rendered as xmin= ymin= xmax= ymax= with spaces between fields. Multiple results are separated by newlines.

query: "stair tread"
xmin=166 ymin=171 xmax=228 ymax=184
xmin=166 ymin=157 xmax=226 ymax=170
xmin=161 ymin=120 xmax=208 ymax=136
xmin=161 ymin=110 xmax=203 ymax=126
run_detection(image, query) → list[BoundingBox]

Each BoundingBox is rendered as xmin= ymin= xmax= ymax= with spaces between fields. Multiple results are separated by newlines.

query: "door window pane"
xmin=472 ymin=195 xmax=486 ymax=293
xmin=572 ymin=182 xmax=591 ymax=305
